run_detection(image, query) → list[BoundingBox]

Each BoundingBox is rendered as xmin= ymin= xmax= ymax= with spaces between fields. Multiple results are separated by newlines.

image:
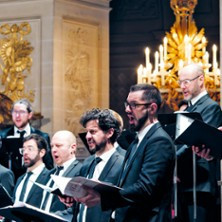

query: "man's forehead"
xmin=127 ymin=90 xmax=144 ymax=100
xmin=13 ymin=104 xmax=27 ymax=110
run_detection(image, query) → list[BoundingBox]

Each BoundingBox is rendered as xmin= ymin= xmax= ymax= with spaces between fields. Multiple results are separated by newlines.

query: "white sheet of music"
xmin=175 ymin=113 xmax=194 ymax=139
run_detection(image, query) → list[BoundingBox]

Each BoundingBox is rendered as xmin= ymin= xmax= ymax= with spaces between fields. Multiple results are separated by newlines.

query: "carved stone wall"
xmin=62 ymin=19 xmax=99 ymax=133
xmin=0 ymin=0 xmax=110 ymax=144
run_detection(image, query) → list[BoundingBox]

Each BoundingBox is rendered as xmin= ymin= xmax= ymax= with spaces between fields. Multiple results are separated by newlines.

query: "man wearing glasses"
xmin=74 ymin=84 xmax=175 ymax=222
xmin=0 ymin=99 xmax=53 ymax=181
xmin=176 ymin=63 xmax=222 ymax=222
xmin=13 ymin=134 xmax=50 ymax=208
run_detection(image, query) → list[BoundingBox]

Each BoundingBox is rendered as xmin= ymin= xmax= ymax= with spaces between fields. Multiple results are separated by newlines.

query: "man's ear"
xmin=107 ymin=128 xmax=114 ymax=139
xmin=149 ymin=103 xmax=158 ymax=115
xmin=70 ymin=143 xmax=77 ymax=154
xmin=40 ymin=149 xmax=46 ymax=158
xmin=28 ymin=111 xmax=33 ymax=120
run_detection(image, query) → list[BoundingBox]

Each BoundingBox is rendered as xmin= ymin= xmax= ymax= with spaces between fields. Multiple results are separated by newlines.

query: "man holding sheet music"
xmin=72 ymin=84 xmax=175 ymax=222
xmin=70 ymin=108 xmax=125 ymax=222
xmin=13 ymin=134 xmax=50 ymax=208
xmin=176 ymin=63 xmax=222 ymax=222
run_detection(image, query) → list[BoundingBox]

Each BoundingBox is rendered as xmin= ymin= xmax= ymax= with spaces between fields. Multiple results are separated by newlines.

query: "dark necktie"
xmin=124 ymin=137 xmax=139 ymax=169
xmin=119 ymin=137 xmax=139 ymax=186
xmin=41 ymin=166 xmax=64 ymax=210
xmin=186 ymin=101 xmax=193 ymax=112
xmin=17 ymin=130 xmax=26 ymax=138
xmin=78 ymin=157 xmax=102 ymax=222
xmin=88 ymin=157 xmax=102 ymax=178
xmin=19 ymin=171 xmax=33 ymax=201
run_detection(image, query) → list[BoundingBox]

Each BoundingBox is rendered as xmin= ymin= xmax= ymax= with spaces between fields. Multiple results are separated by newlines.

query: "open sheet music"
xmin=0 ymin=201 xmax=68 ymax=222
xmin=35 ymin=175 xmax=122 ymax=199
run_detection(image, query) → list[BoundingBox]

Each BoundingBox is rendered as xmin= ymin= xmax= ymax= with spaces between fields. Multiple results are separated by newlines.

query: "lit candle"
xmin=137 ymin=64 xmax=143 ymax=84
xmin=154 ymin=51 xmax=159 ymax=73
xmin=178 ymin=60 xmax=184 ymax=71
xmin=203 ymin=52 xmax=209 ymax=73
xmin=142 ymin=67 xmax=148 ymax=83
xmin=163 ymin=37 xmax=168 ymax=61
xmin=159 ymin=45 xmax=164 ymax=65
xmin=212 ymin=44 xmax=217 ymax=71
xmin=145 ymin=47 xmax=150 ymax=69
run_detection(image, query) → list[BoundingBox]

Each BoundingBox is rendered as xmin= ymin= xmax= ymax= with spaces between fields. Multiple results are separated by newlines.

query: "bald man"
xmin=40 ymin=130 xmax=82 ymax=221
xmin=177 ymin=63 xmax=222 ymax=222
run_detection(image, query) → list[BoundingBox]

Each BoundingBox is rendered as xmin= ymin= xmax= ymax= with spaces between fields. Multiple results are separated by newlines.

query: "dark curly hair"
xmin=80 ymin=108 xmax=121 ymax=144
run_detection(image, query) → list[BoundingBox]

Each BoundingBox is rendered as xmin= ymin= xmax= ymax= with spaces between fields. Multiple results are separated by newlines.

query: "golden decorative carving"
xmin=0 ymin=22 xmax=34 ymax=125
xmin=0 ymin=22 xmax=34 ymax=102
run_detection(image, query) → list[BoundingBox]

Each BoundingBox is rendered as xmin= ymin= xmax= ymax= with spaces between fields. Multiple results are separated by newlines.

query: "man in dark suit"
xmin=0 ymin=99 xmax=53 ymax=180
xmin=40 ymin=130 xmax=82 ymax=221
xmin=0 ymin=164 xmax=14 ymax=196
xmin=13 ymin=134 xmax=50 ymax=208
xmin=70 ymin=108 xmax=125 ymax=222
xmin=74 ymin=84 xmax=175 ymax=222
xmin=176 ymin=63 xmax=222 ymax=222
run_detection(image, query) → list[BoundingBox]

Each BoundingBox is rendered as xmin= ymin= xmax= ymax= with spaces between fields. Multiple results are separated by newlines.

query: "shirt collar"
xmin=190 ymin=90 xmax=207 ymax=106
xmin=28 ymin=163 xmax=45 ymax=175
xmin=137 ymin=121 xmax=158 ymax=144
xmin=60 ymin=157 xmax=76 ymax=172
xmin=14 ymin=124 xmax=31 ymax=137
xmin=96 ymin=147 xmax=116 ymax=163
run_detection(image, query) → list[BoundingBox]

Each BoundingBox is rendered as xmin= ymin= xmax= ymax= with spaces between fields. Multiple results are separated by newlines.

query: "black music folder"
xmin=175 ymin=118 xmax=222 ymax=159
xmin=0 ymin=137 xmax=25 ymax=180
xmin=158 ymin=112 xmax=202 ymax=140
xmin=0 ymin=202 xmax=68 ymax=222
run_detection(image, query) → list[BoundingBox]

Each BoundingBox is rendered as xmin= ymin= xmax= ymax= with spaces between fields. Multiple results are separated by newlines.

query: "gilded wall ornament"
xmin=0 ymin=22 xmax=34 ymax=124
xmin=0 ymin=22 xmax=34 ymax=102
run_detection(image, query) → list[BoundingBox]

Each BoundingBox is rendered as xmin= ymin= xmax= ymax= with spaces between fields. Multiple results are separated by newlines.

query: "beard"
xmin=130 ymin=111 xmax=149 ymax=132
xmin=24 ymin=154 xmax=41 ymax=168
xmin=89 ymin=139 xmax=107 ymax=154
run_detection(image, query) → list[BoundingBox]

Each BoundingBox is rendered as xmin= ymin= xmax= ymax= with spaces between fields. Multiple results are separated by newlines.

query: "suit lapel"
xmin=119 ymin=122 xmax=161 ymax=186
xmin=99 ymin=151 xmax=119 ymax=180
xmin=13 ymin=175 xmax=25 ymax=201
xmin=26 ymin=168 xmax=48 ymax=202
xmin=187 ymin=94 xmax=209 ymax=112
xmin=62 ymin=159 xmax=79 ymax=177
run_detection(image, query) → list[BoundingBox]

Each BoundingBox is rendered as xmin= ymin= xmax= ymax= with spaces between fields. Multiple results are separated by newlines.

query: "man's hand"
xmin=58 ymin=195 xmax=75 ymax=207
xmin=74 ymin=186 xmax=101 ymax=207
xmin=192 ymin=145 xmax=213 ymax=161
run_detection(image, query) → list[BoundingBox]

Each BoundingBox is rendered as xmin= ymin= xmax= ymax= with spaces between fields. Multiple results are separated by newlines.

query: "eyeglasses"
xmin=12 ymin=110 xmax=28 ymax=116
xmin=178 ymin=75 xmax=201 ymax=86
xmin=19 ymin=146 xmax=38 ymax=155
xmin=124 ymin=101 xmax=151 ymax=110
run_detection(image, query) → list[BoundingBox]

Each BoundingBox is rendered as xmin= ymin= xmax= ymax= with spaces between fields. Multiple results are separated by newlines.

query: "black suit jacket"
xmin=0 ymin=164 xmax=14 ymax=196
xmin=177 ymin=94 xmax=222 ymax=195
xmin=13 ymin=167 xmax=50 ymax=208
xmin=49 ymin=159 xmax=82 ymax=214
xmin=0 ymin=125 xmax=53 ymax=181
xmin=101 ymin=122 xmax=175 ymax=222
xmin=72 ymin=148 xmax=125 ymax=222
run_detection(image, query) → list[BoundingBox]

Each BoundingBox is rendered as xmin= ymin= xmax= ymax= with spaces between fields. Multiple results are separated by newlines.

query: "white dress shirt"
xmin=15 ymin=163 xmax=46 ymax=203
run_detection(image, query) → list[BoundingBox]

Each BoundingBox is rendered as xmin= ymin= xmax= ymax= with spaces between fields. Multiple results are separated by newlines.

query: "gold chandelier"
xmin=137 ymin=0 xmax=220 ymax=110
